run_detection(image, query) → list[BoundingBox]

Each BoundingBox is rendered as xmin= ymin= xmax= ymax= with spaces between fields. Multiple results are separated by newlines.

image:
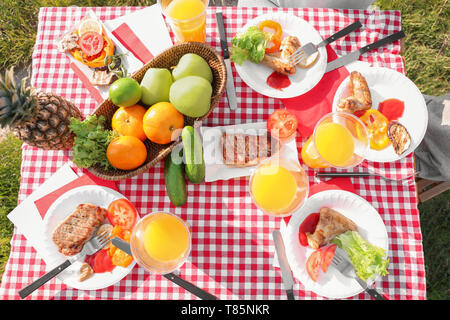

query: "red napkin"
xmin=69 ymin=62 xmax=104 ymax=104
xmin=283 ymin=177 xmax=355 ymax=225
xmin=112 ymin=23 xmax=154 ymax=64
xmin=34 ymin=171 xmax=118 ymax=220
xmin=281 ymin=46 xmax=350 ymax=138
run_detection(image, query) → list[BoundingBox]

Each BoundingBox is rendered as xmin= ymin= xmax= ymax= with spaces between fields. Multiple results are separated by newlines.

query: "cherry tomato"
xmin=78 ymin=31 xmax=104 ymax=56
xmin=107 ymin=198 xmax=138 ymax=231
xmin=298 ymin=212 xmax=320 ymax=247
xmin=320 ymin=244 xmax=337 ymax=273
xmin=267 ymin=109 xmax=298 ymax=140
xmin=306 ymin=250 xmax=322 ymax=282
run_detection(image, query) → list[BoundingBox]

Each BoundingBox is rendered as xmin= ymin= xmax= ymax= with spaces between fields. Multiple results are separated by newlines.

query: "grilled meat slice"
xmin=221 ymin=132 xmax=279 ymax=167
xmin=387 ymin=122 xmax=411 ymax=155
xmin=306 ymin=207 xmax=358 ymax=249
xmin=261 ymin=36 xmax=301 ymax=76
xmin=52 ymin=203 xmax=107 ymax=256
xmin=338 ymin=71 xmax=372 ymax=114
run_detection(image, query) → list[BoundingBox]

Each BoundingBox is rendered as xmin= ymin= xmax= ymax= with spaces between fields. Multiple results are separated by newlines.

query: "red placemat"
xmin=0 ymin=6 xmax=425 ymax=300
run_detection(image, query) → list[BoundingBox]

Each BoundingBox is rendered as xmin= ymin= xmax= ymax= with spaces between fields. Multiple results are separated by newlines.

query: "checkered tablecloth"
xmin=0 ymin=6 xmax=426 ymax=300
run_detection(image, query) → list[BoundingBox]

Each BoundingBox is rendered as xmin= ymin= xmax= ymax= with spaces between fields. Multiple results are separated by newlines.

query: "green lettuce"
xmin=331 ymin=231 xmax=389 ymax=281
xmin=69 ymin=115 xmax=118 ymax=170
xmin=230 ymin=26 xmax=270 ymax=65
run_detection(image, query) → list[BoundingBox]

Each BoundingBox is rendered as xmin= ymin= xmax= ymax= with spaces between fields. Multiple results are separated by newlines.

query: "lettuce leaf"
xmin=331 ymin=231 xmax=389 ymax=281
xmin=69 ymin=115 xmax=118 ymax=170
xmin=230 ymin=26 xmax=270 ymax=65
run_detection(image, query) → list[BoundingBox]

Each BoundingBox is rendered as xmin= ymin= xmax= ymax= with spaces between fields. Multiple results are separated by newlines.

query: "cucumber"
xmin=164 ymin=147 xmax=187 ymax=206
xmin=182 ymin=126 xmax=205 ymax=184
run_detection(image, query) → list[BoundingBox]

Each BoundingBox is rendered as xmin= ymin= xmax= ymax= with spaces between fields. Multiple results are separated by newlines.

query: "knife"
xmin=272 ymin=230 xmax=295 ymax=300
xmin=325 ymin=30 xmax=406 ymax=73
xmin=111 ymin=237 xmax=218 ymax=300
xmin=215 ymin=12 xmax=238 ymax=111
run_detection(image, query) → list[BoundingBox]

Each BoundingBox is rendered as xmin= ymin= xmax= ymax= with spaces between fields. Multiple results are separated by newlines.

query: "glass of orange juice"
xmin=158 ymin=0 xmax=209 ymax=43
xmin=301 ymin=112 xmax=369 ymax=169
xmin=130 ymin=212 xmax=191 ymax=274
xmin=249 ymin=158 xmax=309 ymax=218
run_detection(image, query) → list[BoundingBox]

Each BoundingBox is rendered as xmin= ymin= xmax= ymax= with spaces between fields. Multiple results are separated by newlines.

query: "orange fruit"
xmin=107 ymin=136 xmax=147 ymax=170
xmin=143 ymin=102 xmax=184 ymax=144
xmin=111 ymin=104 xmax=147 ymax=141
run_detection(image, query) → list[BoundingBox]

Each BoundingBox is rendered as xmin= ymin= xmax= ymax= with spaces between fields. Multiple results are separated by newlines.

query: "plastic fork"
xmin=331 ymin=248 xmax=387 ymax=300
xmin=18 ymin=230 xmax=111 ymax=299
xmin=287 ymin=20 xmax=362 ymax=66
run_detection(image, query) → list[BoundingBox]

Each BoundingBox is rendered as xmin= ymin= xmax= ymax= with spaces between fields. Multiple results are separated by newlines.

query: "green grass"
xmin=0 ymin=0 xmax=448 ymax=299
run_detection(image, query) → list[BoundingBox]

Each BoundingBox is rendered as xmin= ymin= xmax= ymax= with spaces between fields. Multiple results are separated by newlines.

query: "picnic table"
xmin=0 ymin=5 xmax=426 ymax=300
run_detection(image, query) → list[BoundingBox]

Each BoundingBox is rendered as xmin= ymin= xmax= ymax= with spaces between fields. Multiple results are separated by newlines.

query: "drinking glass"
xmin=130 ymin=212 xmax=192 ymax=274
xmin=158 ymin=0 xmax=209 ymax=43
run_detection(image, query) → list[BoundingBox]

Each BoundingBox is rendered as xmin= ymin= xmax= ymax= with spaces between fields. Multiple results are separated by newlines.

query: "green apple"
xmin=169 ymin=76 xmax=212 ymax=117
xmin=140 ymin=68 xmax=173 ymax=106
xmin=172 ymin=53 xmax=213 ymax=83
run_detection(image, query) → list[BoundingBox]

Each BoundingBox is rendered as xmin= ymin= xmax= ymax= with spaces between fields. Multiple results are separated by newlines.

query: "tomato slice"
xmin=320 ymin=244 xmax=337 ymax=273
xmin=78 ymin=31 xmax=104 ymax=56
xmin=306 ymin=250 xmax=322 ymax=282
xmin=298 ymin=212 xmax=320 ymax=247
xmin=267 ymin=109 xmax=298 ymax=139
xmin=107 ymin=198 xmax=138 ymax=231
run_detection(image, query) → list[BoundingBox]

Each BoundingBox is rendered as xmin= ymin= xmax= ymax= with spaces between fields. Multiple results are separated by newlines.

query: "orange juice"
xmin=314 ymin=122 xmax=355 ymax=167
xmin=250 ymin=159 xmax=308 ymax=217
xmin=301 ymin=136 xmax=330 ymax=169
xmin=143 ymin=213 xmax=190 ymax=263
xmin=163 ymin=0 xmax=207 ymax=42
xmin=130 ymin=212 xmax=191 ymax=273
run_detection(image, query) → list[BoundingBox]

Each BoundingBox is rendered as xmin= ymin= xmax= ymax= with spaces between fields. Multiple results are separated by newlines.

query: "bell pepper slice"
xmin=258 ymin=20 xmax=283 ymax=53
xmin=359 ymin=109 xmax=391 ymax=150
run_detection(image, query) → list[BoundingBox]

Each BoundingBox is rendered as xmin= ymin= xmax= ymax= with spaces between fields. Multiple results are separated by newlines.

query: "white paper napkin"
xmin=200 ymin=122 xmax=301 ymax=182
xmin=7 ymin=163 xmax=79 ymax=263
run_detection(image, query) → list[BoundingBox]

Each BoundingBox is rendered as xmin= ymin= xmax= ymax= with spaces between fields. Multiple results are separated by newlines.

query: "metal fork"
xmin=287 ymin=20 xmax=362 ymax=66
xmin=331 ymin=248 xmax=386 ymax=300
xmin=18 ymin=230 xmax=111 ymax=299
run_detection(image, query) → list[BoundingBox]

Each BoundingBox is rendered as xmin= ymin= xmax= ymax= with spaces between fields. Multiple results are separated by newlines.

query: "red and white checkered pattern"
xmin=0 ymin=6 xmax=426 ymax=300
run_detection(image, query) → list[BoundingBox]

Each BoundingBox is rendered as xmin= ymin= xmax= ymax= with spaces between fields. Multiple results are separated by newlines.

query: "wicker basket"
xmin=88 ymin=42 xmax=226 ymax=181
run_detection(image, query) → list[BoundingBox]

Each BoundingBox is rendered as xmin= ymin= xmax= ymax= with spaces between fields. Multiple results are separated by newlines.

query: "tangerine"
xmin=143 ymin=102 xmax=184 ymax=144
xmin=111 ymin=104 xmax=147 ymax=141
xmin=107 ymin=136 xmax=147 ymax=170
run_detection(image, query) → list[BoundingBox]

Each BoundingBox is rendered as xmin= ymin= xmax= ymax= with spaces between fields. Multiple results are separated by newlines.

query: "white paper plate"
xmin=284 ymin=190 xmax=388 ymax=299
xmin=234 ymin=12 xmax=327 ymax=99
xmin=332 ymin=66 xmax=428 ymax=162
xmin=42 ymin=185 xmax=136 ymax=291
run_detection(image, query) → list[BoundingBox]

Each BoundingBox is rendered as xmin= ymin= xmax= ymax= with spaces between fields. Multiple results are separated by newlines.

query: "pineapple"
xmin=0 ymin=67 xmax=83 ymax=150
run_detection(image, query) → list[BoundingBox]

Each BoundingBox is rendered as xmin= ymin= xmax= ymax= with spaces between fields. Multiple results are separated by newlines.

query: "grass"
xmin=0 ymin=0 xmax=448 ymax=299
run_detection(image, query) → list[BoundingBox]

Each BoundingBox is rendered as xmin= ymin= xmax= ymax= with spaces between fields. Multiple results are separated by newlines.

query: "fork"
xmin=18 ymin=230 xmax=111 ymax=299
xmin=331 ymin=248 xmax=386 ymax=300
xmin=287 ymin=20 xmax=362 ymax=66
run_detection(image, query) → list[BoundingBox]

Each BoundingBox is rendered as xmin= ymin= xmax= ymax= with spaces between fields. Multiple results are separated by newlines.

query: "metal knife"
xmin=111 ymin=237 xmax=218 ymax=300
xmin=215 ymin=12 xmax=238 ymax=111
xmin=272 ymin=230 xmax=295 ymax=300
xmin=325 ymin=30 xmax=406 ymax=73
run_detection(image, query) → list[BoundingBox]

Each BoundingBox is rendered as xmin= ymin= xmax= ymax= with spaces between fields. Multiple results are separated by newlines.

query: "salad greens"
xmin=331 ymin=231 xmax=389 ymax=281
xmin=69 ymin=115 xmax=118 ymax=170
xmin=230 ymin=26 xmax=271 ymax=65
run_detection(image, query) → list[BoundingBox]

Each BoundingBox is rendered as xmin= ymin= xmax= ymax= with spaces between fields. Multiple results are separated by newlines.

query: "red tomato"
xmin=298 ymin=212 xmax=320 ymax=247
xmin=306 ymin=250 xmax=322 ymax=282
xmin=267 ymin=109 xmax=298 ymax=139
xmin=86 ymin=249 xmax=115 ymax=273
xmin=79 ymin=32 xmax=104 ymax=56
xmin=378 ymin=98 xmax=405 ymax=121
xmin=107 ymin=198 xmax=138 ymax=231
xmin=320 ymin=244 xmax=337 ymax=273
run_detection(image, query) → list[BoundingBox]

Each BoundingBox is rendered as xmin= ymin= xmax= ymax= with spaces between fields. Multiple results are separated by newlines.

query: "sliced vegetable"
xmin=320 ymin=244 xmax=337 ymax=273
xmin=306 ymin=250 xmax=322 ymax=282
xmin=107 ymin=198 xmax=138 ymax=231
xmin=230 ymin=26 xmax=271 ymax=65
xmin=267 ymin=109 xmax=298 ymax=140
xmin=258 ymin=20 xmax=283 ymax=54
xmin=331 ymin=231 xmax=389 ymax=281
xmin=298 ymin=212 xmax=320 ymax=247
xmin=359 ymin=109 xmax=390 ymax=150
xmin=79 ymin=32 xmax=104 ymax=56
xmin=109 ymin=225 xmax=134 ymax=268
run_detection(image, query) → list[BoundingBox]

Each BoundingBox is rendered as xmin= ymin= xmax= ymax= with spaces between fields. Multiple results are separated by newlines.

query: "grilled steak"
xmin=52 ymin=203 xmax=107 ymax=256
xmin=220 ymin=132 xmax=279 ymax=167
